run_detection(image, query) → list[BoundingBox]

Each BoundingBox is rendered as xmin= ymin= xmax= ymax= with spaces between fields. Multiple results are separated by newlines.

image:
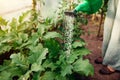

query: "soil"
xmin=80 ymin=18 xmax=120 ymax=80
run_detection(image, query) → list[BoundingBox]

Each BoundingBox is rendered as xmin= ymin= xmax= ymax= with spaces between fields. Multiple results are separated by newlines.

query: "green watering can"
xmin=65 ymin=0 xmax=103 ymax=15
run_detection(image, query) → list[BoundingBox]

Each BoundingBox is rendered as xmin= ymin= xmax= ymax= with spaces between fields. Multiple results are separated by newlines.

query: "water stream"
xmin=64 ymin=15 xmax=74 ymax=57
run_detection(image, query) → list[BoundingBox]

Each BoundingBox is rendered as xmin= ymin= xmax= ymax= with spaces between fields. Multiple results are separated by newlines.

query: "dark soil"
xmin=0 ymin=50 xmax=13 ymax=64
xmin=81 ymin=18 xmax=120 ymax=80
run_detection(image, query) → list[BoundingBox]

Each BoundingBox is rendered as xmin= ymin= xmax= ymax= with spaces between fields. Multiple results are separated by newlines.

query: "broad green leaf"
xmin=0 ymin=16 xmax=8 ymax=26
xmin=0 ymin=71 xmax=11 ymax=80
xmin=72 ymin=41 xmax=85 ymax=48
xmin=42 ymin=60 xmax=57 ymax=71
xmin=2 ymin=60 xmax=11 ymax=65
xmin=73 ymin=59 xmax=94 ymax=76
xmin=10 ymin=53 xmax=28 ymax=68
xmin=20 ymin=37 xmax=42 ymax=49
xmin=40 ymin=72 xmax=56 ymax=80
xmin=0 ymin=35 xmax=13 ymax=43
xmin=14 ymin=38 xmax=22 ymax=46
xmin=9 ymin=18 xmax=18 ymax=31
xmin=55 ymin=75 xmax=67 ymax=80
xmin=73 ymin=48 xmax=90 ymax=57
xmin=66 ymin=53 xmax=78 ymax=63
xmin=0 ymin=30 xmax=5 ymax=36
xmin=17 ymin=22 xmax=29 ymax=31
xmin=31 ymin=63 xmax=44 ymax=72
xmin=28 ymin=44 xmax=43 ymax=53
xmin=61 ymin=65 xmax=73 ymax=76
xmin=35 ymin=48 xmax=48 ymax=65
xmin=57 ymin=51 xmax=66 ymax=65
xmin=19 ymin=70 xmax=31 ymax=80
xmin=32 ymin=71 xmax=41 ymax=80
xmin=0 ymin=43 xmax=12 ymax=55
xmin=18 ymin=33 xmax=28 ymax=42
xmin=28 ymin=47 xmax=48 ymax=65
xmin=0 ymin=59 xmax=29 ymax=80
xmin=8 ymin=66 xmax=24 ymax=79
xmin=44 ymin=17 xmax=52 ymax=25
xmin=37 ymin=23 xmax=45 ymax=37
xmin=0 ymin=65 xmax=23 ymax=80
xmin=0 ymin=66 xmax=10 ymax=72
xmin=19 ymin=40 xmax=32 ymax=48
xmin=0 ymin=60 xmax=11 ymax=71
xmin=18 ymin=11 xmax=30 ymax=23
xmin=44 ymin=39 xmax=60 ymax=58
xmin=43 ymin=32 xmax=62 ymax=39
xmin=30 ymin=33 xmax=39 ymax=45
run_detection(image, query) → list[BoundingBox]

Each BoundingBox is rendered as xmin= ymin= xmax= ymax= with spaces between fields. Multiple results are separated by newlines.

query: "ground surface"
xmin=81 ymin=19 xmax=120 ymax=80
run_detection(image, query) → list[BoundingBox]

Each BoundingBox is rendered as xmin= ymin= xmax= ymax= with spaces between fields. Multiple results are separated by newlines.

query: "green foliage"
xmin=73 ymin=59 xmax=94 ymax=76
xmin=0 ymin=17 xmax=8 ymax=26
xmin=43 ymin=32 xmax=62 ymax=40
xmin=0 ymin=71 xmax=11 ymax=80
xmin=44 ymin=39 xmax=61 ymax=59
xmin=72 ymin=40 xmax=86 ymax=48
xmin=28 ymin=45 xmax=48 ymax=65
xmin=40 ymin=72 xmax=56 ymax=80
xmin=0 ymin=0 xmax=94 ymax=80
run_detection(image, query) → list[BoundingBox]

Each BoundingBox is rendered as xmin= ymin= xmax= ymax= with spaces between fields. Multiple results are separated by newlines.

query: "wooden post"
xmin=32 ymin=0 xmax=36 ymax=11
xmin=97 ymin=11 xmax=103 ymax=37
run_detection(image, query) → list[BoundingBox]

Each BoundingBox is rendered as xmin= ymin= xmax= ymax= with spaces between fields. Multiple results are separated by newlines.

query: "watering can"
xmin=65 ymin=0 xmax=103 ymax=16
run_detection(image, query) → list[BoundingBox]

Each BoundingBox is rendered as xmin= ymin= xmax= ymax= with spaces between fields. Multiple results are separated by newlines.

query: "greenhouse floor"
xmin=81 ymin=19 xmax=120 ymax=80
